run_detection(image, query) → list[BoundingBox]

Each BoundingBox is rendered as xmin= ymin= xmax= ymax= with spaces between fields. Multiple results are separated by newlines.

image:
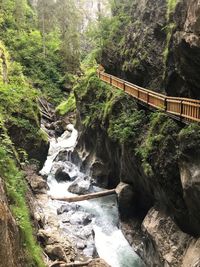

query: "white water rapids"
xmin=40 ymin=124 xmax=144 ymax=267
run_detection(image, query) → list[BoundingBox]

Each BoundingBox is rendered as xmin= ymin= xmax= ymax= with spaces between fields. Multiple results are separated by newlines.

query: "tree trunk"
xmin=51 ymin=189 xmax=116 ymax=202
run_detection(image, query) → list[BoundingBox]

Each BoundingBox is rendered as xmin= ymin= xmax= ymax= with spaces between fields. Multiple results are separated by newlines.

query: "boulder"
xmin=69 ymin=211 xmax=93 ymax=225
xmin=142 ymin=207 xmax=190 ymax=267
xmin=37 ymin=228 xmax=75 ymax=262
xmin=45 ymin=244 xmax=66 ymax=261
xmin=116 ymin=182 xmax=136 ymax=219
xmin=68 ymin=177 xmax=92 ymax=195
xmin=182 ymin=238 xmax=200 ymax=267
xmin=88 ymin=259 xmax=111 ymax=267
xmin=55 ymin=168 xmax=71 ymax=182
xmin=51 ymin=161 xmax=78 ymax=181
xmin=26 ymin=173 xmax=49 ymax=194
xmin=57 ymin=203 xmax=81 ymax=215
xmin=179 ymin=159 xmax=200 ymax=234
xmin=76 ymin=241 xmax=86 ymax=249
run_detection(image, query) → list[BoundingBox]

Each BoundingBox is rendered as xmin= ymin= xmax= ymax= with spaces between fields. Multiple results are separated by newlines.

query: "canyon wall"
xmin=101 ymin=0 xmax=200 ymax=98
xmin=74 ymin=71 xmax=200 ymax=266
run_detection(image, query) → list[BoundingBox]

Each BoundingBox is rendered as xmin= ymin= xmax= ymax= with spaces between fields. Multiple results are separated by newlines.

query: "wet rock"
xmin=55 ymin=168 xmax=71 ymax=182
xmin=45 ymin=244 xmax=66 ymax=261
xmin=142 ymin=207 xmax=191 ymax=267
xmin=76 ymin=224 xmax=94 ymax=239
xmin=37 ymin=228 xmax=75 ymax=262
xmin=49 ymin=121 xmax=65 ymax=136
xmin=76 ymin=241 xmax=86 ymax=249
xmin=55 ymin=151 xmax=69 ymax=162
xmin=90 ymin=160 xmax=110 ymax=188
xmin=116 ymin=182 xmax=136 ymax=219
xmin=68 ymin=177 xmax=92 ymax=195
xmin=182 ymin=238 xmax=200 ymax=267
xmin=83 ymin=244 xmax=96 ymax=258
xmin=179 ymin=159 xmax=200 ymax=234
xmin=69 ymin=211 xmax=93 ymax=225
xmin=57 ymin=203 xmax=81 ymax=215
xmin=51 ymin=161 xmax=78 ymax=181
xmin=26 ymin=169 xmax=49 ymax=194
xmin=0 ymin=177 xmax=25 ymax=267
xmin=88 ymin=259 xmax=111 ymax=267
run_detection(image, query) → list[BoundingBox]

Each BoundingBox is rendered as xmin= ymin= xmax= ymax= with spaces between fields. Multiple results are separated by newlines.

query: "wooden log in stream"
xmin=51 ymin=189 xmax=116 ymax=202
xmin=50 ymin=259 xmax=92 ymax=267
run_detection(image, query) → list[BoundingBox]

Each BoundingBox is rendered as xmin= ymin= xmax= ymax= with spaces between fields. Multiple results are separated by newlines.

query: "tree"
xmin=37 ymin=0 xmax=56 ymax=56
xmin=55 ymin=0 xmax=81 ymax=72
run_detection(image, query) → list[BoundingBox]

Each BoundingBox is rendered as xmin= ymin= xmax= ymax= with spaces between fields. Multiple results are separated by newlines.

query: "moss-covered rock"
xmin=0 ymin=42 xmax=47 ymax=266
xmin=75 ymin=71 xmax=200 ymax=237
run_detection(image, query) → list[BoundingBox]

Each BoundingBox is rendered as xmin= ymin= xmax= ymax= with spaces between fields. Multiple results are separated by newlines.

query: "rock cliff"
xmin=0 ymin=177 xmax=25 ymax=267
xmin=74 ymin=71 xmax=200 ymax=266
xmin=101 ymin=0 xmax=200 ymax=98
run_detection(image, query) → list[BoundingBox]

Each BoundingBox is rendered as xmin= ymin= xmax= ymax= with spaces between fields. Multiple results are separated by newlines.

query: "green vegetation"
xmin=75 ymin=71 xmax=146 ymax=143
xmin=136 ymin=112 xmax=179 ymax=177
xmin=178 ymin=123 xmax=200 ymax=158
xmin=163 ymin=23 xmax=176 ymax=64
xmin=163 ymin=0 xmax=178 ymax=67
xmin=0 ymin=41 xmax=46 ymax=266
xmin=0 ymin=0 xmax=81 ymax=104
xmin=0 ymin=121 xmax=44 ymax=267
xmin=56 ymin=93 xmax=76 ymax=116
xmin=167 ymin=0 xmax=178 ymax=20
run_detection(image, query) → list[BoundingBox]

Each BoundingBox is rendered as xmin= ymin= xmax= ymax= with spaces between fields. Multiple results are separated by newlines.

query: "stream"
xmin=40 ymin=124 xmax=144 ymax=267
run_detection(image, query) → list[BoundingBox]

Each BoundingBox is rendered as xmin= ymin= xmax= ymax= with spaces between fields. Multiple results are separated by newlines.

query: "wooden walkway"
xmin=98 ymin=71 xmax=200 ymax=123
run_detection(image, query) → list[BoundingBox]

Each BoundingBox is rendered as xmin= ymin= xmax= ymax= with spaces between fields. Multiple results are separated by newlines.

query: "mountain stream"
xmin=40 ymin=124 xmax=144 ymax=267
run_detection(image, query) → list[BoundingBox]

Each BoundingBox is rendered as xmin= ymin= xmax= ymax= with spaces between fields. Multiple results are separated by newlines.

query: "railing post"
xmin=198 ymin=105 xmax=200 ymax=121
xmin=180 ymin=100 xmax=183 ymax=116
xmin=110 ymin=75 xmax=112 ymax=85
xmin=123 ymin=82 xmax=125 ymax=91
xmin=164 ymin=97 xmax=167 ymax=111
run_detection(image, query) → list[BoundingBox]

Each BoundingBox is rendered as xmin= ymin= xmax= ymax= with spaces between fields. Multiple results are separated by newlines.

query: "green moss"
xmin=75 ymin=74 xmax=112 ymax=127
xmin=0 ymin=124 xmax=44 ymax=267
xmin=108 ymin=109 xmax=145 ymax=144
xmin=163 ymin=0 xmax=179 ymax=73
xmin=136 ymin=112 xmax=179 ymax=177
xmin=163 ymin=23 xmax=176 ymax=65
xmin=56 ymin=93 xmax=76 ymax=116
xmin=75 ymin=71 xmax=146 ymax=143
xmin=0 ymin=43 xmax=45 ymax=266
xmin=167 ymin=0 xmax=178 ymax=20
xmin=178 ymin=123 xmax=200 ymax=158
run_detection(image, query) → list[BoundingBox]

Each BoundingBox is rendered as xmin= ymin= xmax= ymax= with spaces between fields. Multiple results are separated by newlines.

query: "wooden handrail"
xmin=98 ymin=71 xmax=200 ymax=123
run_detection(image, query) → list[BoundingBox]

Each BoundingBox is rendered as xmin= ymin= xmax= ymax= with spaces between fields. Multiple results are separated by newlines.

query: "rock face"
xmin=0 ymin=177 xmax=25 ymax=267
xmin=142 ymin=207 xmax=190 ymax=266
xmin=88 ymin=258 xmax=111 ymax=267
xmin=25 ymin=165 xmax=49 ymax=194
xmin=101 ymin=0 xmax=167 ymax=92
xmin=179 ymin=159 xmax=200 ymax=234
xmin=101 ymin=0 xmax=200 ymax=98
xmin=38 ymin=228 xmax=75 ymax=262
xmin=166 ymin=0 xmax=200 ymax=98
xmin=115 ymin=182 xmax=136 ymax=219
xmin=75 ymin=68 xmax=200 ymax=265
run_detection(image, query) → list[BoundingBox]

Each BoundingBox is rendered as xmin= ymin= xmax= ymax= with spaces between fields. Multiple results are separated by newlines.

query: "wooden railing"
xmin=98 ymin=71 xmax=200 ymax=123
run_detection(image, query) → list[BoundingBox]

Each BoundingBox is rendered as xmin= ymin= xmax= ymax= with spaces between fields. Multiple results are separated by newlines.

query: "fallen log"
xmin=50 ymin=259 xmax=92 ymax=267
xmin=61 ymin=260 xmax=92 ymax=267
xmin=51 ymin=189 xmax=116 ymax=202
